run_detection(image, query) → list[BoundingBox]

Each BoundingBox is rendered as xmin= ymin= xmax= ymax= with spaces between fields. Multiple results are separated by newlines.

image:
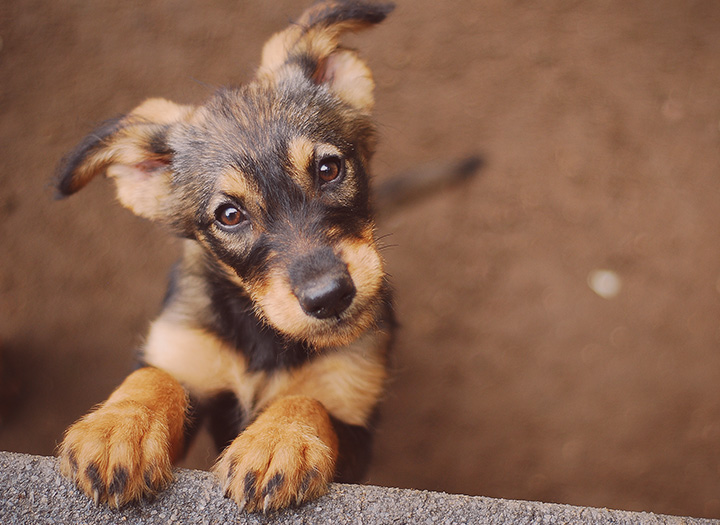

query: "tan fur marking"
xmin=255 ymin=267 xmax=313 ymax=340
xmin=66 ymin=148 xmax=117 ymax=195
xmin=58 ymin=368 xmax=187 ymax=508
xmin=215 ymin=168 xmax=264 ymax=218
xmin=287 ymin=136 xmax=315 ymax=193
xmin=257 ymin=4 xmax=378 ymax=111
xmin=259 ymin=0 xmax=378 ymax=76
xmin=144 ymin=319 xmax=263 ymax=411
xmin=337 ymin=235 xmax=384 ymax=306
xmin=254 ymin=235 xmax=384 ymax=348
xmin=104 ymin=99 xmax=194 ymax=219
xmin=130 ymin=97 xmax=194 ymax=124
xmin=314 ymin=142 xmax=342 ymax=161
xmin=214 ymin=395 xmax=338 ymax=512
xmin=258 ymin=27 xmax=303 ymax=76
xmin=107 ymin=162 xmax=172 ymax=220
xmin=322 ymin=50 xmax=375 ymax=111
xmin=254 ymin=267 xmax=371 ymax=348
xmin=217 ymin=168 xmax=256 ymax=198
xmin=262 ymin=330 xmax=389 ymax=426
xmin=67 ymin=98 xmax=194 ymax=219
xmin=106 ymin=149 xmax=169 ymax=216
xmin=145 ymin=316 xmax=387 ymax=428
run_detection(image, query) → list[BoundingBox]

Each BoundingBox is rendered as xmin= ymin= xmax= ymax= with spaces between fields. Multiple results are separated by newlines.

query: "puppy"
xmin=56 ymin=1 xmax=395 ymax=513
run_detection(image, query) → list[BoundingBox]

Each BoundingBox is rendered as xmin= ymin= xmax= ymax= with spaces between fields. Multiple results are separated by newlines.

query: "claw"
xmin=296 ymin=470 xmax=316 ymax=505
xmin=93 ymin=488 xmax=100 ymax=506
xmin=243 ymin=471 xmax=257 ymax=503
xmin=143 ymin=466 xmax=156 ymax=492
xmin=222 ymin=474 xmax=232 ymax=496
xmin=109 ymin=466 xmax=129 ymax=500
xmin=68 ymin=450 xmax=79 ymax=475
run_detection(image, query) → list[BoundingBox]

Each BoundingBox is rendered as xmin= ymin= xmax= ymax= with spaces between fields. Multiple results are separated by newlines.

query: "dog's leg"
xmin=214 ymin=395 xmax=338 ymax=513
xmin=58 ymin=367 xmax=187 ymax=507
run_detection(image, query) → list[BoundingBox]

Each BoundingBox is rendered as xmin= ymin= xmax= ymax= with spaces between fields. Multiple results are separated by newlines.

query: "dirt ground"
xmin=1 ymin=0 xmax=720 ymax=519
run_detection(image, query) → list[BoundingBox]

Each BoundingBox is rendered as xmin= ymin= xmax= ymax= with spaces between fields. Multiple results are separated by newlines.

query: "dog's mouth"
xmin=253 ymin=240 xmax=385 ymax=348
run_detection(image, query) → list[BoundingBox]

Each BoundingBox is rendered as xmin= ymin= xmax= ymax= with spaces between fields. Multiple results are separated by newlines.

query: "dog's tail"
xmin=374 ymin=155 xmax=484 ymax=217
xmin=257 ymin=1 xmax=395 ymax=111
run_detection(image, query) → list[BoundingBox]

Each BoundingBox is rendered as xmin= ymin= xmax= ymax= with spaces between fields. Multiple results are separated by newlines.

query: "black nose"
xmin=295 ymin=272 xmax=356 ymax=319
xmin=290 ymin=249 xmax=356 ymax=319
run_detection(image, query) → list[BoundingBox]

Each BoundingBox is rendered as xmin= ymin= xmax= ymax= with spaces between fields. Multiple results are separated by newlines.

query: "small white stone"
xmin=587 ymin=269 xmax=621 ymax=299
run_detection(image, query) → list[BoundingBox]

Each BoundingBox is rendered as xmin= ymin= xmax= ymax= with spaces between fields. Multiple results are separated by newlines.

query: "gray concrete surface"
xmin=0 ymin=451 xmax=716 ymax=525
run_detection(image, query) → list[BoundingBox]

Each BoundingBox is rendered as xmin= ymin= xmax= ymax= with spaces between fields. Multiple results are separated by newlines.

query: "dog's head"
xmin=56 ymin=1 xmax=394 ymax=349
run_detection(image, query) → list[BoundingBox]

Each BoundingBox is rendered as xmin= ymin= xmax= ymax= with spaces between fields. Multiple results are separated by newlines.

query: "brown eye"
xmin=317 ymin=156 xmax=343 ymax=184
xmin=215 ymin=204 xmax=246 ymax=228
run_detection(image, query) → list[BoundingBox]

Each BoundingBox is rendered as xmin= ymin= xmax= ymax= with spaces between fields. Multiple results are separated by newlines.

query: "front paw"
xmin=58 ymin=401 xmax=174 ymax=508
xmin=214 ymin=396 xmax=338 ymax=513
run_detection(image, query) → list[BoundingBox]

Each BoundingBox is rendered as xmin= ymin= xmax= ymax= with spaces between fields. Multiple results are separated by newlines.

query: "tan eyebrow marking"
xmin=287 ymin=136 xmax=315 ymax=194
xmin=216 ymin=167 xmax=264 ymax=217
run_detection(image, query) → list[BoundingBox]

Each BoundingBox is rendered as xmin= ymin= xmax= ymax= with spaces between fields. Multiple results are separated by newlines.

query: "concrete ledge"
xmin=0 ymin=451 xmax=716 ymax=524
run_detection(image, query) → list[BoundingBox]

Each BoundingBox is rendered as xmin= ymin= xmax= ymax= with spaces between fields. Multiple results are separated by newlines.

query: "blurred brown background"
xmin=1 ymin=0 xmax=719 ymax=519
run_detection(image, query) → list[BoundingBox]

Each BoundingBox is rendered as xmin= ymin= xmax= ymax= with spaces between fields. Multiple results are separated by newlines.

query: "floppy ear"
xmin=56 ymin=98 xmax=194 ymax=221
xmin=257 ymin=0 xmax=394 ymax=112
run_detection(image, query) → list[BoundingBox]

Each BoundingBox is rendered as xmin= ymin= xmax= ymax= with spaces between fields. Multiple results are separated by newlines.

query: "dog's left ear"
xmin=257 ymin=1 xmax=394 ymax=112
xmin=56 ymin=98 xmax=194 ymax=222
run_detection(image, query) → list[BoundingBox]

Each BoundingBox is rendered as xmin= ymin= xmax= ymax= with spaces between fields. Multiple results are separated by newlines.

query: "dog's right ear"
xmin=257 ymin=1 xmax=394 ymax=113
xmin=56 ymin=98 xmax=194 ymax=221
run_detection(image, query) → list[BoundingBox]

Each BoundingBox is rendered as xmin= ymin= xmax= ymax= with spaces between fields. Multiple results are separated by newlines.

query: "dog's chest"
xmin=142 ymin=316 xmax=388 ymax=427
xmin=142 ymin=318 xmax=290 ymax=418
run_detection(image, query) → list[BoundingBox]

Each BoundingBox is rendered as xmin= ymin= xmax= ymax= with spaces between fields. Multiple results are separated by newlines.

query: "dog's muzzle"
xmin=290 ymin=248 xmax=356 ymax=320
